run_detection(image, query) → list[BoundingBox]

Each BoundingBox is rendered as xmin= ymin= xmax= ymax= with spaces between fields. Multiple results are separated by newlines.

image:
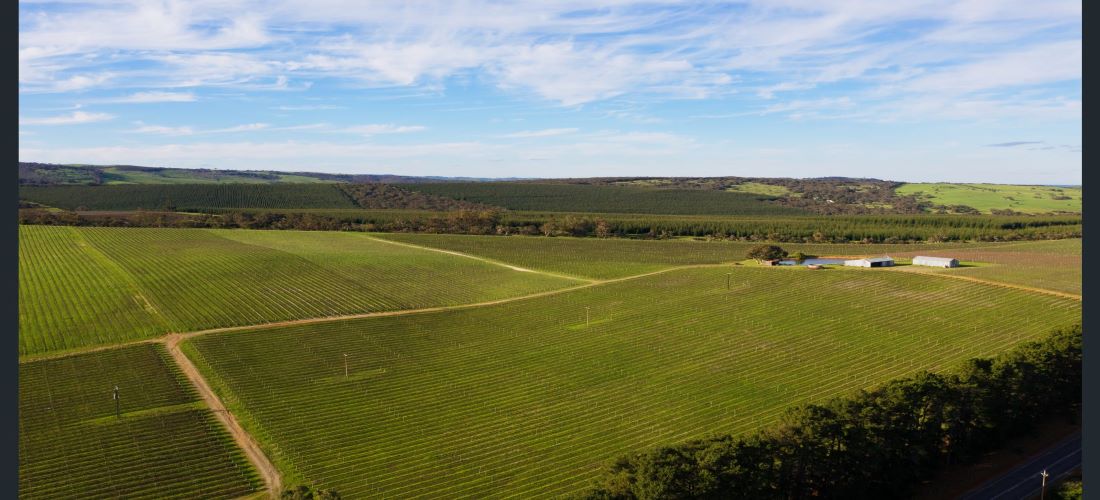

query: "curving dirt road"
xmin=163 ymin=333 xmax=283 ymax=496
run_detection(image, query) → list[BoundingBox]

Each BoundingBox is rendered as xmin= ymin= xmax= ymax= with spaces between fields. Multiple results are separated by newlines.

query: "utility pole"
xmin=585 ymin=306 xmax=590 ymax=327
xmin=1040 ymin=469 xmax=1050 ymax=500
xmin=113 ymin=385 xmax=120 ymax=419
xmin=344 ymin=353 xmax=349 ymax=379
xmin=726 ymin=273 xmax=731 ymax=290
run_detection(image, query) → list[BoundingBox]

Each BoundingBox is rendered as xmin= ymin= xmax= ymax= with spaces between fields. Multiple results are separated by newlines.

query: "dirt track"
xmin=163 ymin=334 xmax=283 ymax=496
xmin=889 ymin=267 xmax=1081 ymax=301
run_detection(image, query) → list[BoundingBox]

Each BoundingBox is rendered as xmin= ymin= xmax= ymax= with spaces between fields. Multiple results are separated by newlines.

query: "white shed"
xmin=844 ymin=257 xmax=895 ymax=268
xmin=912 ymin=256 xmax=959 ymax=268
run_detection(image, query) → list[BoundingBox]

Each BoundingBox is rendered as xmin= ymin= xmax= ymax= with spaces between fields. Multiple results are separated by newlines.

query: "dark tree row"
xmin=18 ymin=208 xmax=1081 ymax=243
xmin=584 ymin=324 xmax=1082 ymax=499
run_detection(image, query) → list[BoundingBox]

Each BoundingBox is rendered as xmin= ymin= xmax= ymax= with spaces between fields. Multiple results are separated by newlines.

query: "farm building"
xmin=912 ymin=256 xmax=959 ymax=268
xmin=844 ymin=257 xmax=895 ymax=268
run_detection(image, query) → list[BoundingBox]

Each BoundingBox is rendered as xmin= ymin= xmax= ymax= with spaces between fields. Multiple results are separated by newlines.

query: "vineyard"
xmin=19 ymin=183 xmax=358 ymax=211
xmin=19 ymin=344 xmax=260 ymax=499
xmin=375 ymin=233 xmax=1001 ymax=280
xmin=891 ymin=239 xmax=1082 ymax=294
xmin=183 ymin=266 xmax=1080 ymax=498
xmin=402 ymin=182 xmax=805 ymax=215
xmin=18 ymin=226 xmax=577 ymax=356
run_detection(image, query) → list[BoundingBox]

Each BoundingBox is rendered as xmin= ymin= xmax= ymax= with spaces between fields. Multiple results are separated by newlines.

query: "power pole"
xmin=1040 ymin=469 xmax=1050 ymax=500
xmin=585 ymin=306 xmax=590 ymax=327
xmin=113 ymin=385 xmax=120 ymax=419
xmin=344 ymin=353 xmax=349 ymax=379
xmin=726 ymin=273 xmax=731 ymax=290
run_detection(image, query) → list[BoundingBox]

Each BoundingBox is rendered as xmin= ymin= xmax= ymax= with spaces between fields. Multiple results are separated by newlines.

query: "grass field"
xmin=724 ymin=182 xmax=793 ymax=197
xmin=374 ymin=233 xmax=995 ymax=280
xmin=19 ymin=343 xmax=261 ymax=499
xmin=18 ymin=226 xmax=577 ymax=356
xmin=184 ymin=266 xmax=1080 ymax=498
xmin=897 ymin=183 xmax=1082 ymax=214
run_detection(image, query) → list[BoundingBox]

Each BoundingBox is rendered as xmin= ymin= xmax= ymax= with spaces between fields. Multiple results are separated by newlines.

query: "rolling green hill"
xmin=896 ymin=183 xmax=1081 ymax=214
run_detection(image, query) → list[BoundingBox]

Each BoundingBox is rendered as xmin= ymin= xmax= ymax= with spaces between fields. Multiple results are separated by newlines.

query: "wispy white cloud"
xmin=339 ymin=124 xmax=427 ymax=136
xmin=129 ymin=123 xmax=195 ymax=135
xmin=20 ymin=111 xmax=114 ymax=125
xmin=500 ymin=128 xmax=578 ymax=138
xmin=103 ymin=91 xmax=197 ymax=103
xmin=18 ymin=0 xmax=1081 ymax=116
xmin=128 ymin=122 xmax=271 ymax=135
xmin=272 ymin=104 xmax=344 ymax=111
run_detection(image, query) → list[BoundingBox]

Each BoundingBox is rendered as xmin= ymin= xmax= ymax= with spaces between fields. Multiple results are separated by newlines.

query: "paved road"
xmin=961 ymin=431 xmax=1081 ymax=500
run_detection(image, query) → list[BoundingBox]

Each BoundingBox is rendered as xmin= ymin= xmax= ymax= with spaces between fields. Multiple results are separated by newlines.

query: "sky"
xmin=19 ymin=1 xmax=1081 ymax=184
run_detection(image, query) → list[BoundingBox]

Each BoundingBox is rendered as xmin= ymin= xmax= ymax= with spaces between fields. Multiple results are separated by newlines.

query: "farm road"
xmin=888 ymin=268 xmax=1080 ymax=301
xmin=163 ymin=333 xmax=283 ymax=495
xmin=961 ymin=431 xmax=1081 ymax=500
xmin=363 ymin=234 xmax=595 ymax=282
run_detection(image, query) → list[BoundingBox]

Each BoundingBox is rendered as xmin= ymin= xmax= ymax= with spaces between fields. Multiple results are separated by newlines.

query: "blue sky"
xmin=19 ymin=1 xmax=1081 ymax=183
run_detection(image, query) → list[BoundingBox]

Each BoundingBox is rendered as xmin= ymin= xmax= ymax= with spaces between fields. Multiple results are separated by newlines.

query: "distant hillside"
xmin=18 ymin=162 xmax=1080 ymax=215
xmin=896 ymin=183 xmax=1082 ymax=214
xmin=17 ymin=162 xmax=492 ymax=186
xmin=19 ymin=183 xmax=492 ymax=212
xmin=402 ymin=182 xmax=806 ymax=216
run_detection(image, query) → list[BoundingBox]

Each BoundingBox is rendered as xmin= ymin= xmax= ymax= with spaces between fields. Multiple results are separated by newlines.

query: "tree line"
xmin=583 ymin=324 xmax=1081 ymax=499
xmin=18 ymin=207 xmax=1081 ymax=243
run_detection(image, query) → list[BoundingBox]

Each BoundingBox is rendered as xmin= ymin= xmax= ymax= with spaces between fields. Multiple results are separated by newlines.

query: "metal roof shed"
xmin=844 ymin=257 xmax=895 ymax=268
xmin=912 ymin=256 xmax=959 ymax=268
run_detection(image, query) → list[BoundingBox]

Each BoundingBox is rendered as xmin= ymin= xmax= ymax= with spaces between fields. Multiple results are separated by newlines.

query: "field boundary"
xmin=164 ymin=333 xmax=283 ymax=495
xmin=888 ymin=268 xmax=1081 ymax=301
xmin=363 ymin=234 xmax=596 ymax=282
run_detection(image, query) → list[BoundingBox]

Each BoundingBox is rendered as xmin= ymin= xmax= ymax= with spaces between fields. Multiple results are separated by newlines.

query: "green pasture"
xmin=18 ymin=226 xmax=577 ymax=356
xmin=19 ymin=344 xmax=260 ymax=499
xmin=185 ymin=267 xmax=1080 ymax=498
xmin=897 ymin=183 xmax=1082 ymax=214
xmin=724 ymin=182 xmax=792 ymax=197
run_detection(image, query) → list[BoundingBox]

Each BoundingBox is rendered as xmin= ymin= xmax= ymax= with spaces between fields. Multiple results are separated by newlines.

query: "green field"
xmin=892 ymin=239 xmax=1082 ymax=294
xmin=18 ymin=226 xmax=578 ymax=356
xmin=897 ymin=183 xmax=1082 ymax=214
xmin=184 ymin=266 xmax=1080 ymax=498
xmin=19 ymin=344 xmax=260 ymax=499
xmin=403 ymin=182 xmax=804 ymax=215
xmin=724 ymin=182 xmax=793 ymax=197
xmin=374 ymin=233 xmax=995 ymax=280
